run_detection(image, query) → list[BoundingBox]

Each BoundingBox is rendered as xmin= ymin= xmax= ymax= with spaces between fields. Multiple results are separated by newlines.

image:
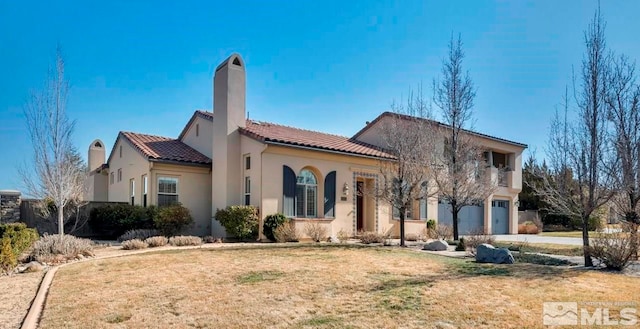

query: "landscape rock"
xmin=20 ymin=261 xmax=44 ymax=273
xmin=476 ymin=244 xmax=514 ymax=264
xmin=329 ymin=236 xmax=340 ymax=243
xmin=423 ymin=240 xmax=448 ymax=251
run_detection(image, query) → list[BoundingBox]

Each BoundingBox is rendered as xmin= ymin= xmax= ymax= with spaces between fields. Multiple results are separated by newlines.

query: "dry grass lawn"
xmin=39 ymin=245 xmax=637 ymax=329
xmin=539 ymin=231 xmax=595 ymax=238
xmin=0 ymin=271 xmax=43 ymax=329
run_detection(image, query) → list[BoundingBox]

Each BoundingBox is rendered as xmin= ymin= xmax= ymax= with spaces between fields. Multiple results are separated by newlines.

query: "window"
xmin=110 ymin=172 xmax=114 ymax=185
xmin=419 ymin=181 xmax=428 ymax=219
xmin=142 ymin=175 xmax=148 ymax=207
xmin=129 ymin=179 xmax=135 ymax=205
xmin=196 ymin=123 xmax=199 ymax=137
xmin=296 ymin=169 xmax=317 ymax=217
xmin=119 ymin=145 xmax=122 ymax=158
xmin=117 ymin=168 xmax=122 ymax=182
xmin=245 ymin=156 xmax=251 ymax=170
xmin=244 ymin=176 xmax=251 ymax=205
xmin=158 ymin=177 xmax=178 ymax=207
xmin=393 ymin=205 xmax=413 ymax=220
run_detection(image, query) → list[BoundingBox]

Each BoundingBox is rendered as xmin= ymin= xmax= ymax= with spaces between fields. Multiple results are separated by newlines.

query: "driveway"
xmin=492 ymin=234 xmax=583 ymax=246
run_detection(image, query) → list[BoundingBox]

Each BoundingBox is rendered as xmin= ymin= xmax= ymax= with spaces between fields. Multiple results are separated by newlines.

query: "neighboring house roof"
xmin=352 ymin=111 xmax=528 ymax=149
xmin=240 ymin=120 xmax=394 ymax=159
xmin=110 ymin=131 xmax=212 ymax=166
xmin=177 ymin=110 xmax=214 ymax=140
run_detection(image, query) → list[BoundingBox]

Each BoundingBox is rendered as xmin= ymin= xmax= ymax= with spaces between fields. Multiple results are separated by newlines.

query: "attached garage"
xmin=491 ymin=200 xmax=510 ymax=234
xmin=438 ymin=199 xmax=484 ymax=235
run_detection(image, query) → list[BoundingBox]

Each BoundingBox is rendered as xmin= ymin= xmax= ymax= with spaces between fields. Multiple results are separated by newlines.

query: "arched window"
xmin=296 ymin=169 xmax=317 ymax=217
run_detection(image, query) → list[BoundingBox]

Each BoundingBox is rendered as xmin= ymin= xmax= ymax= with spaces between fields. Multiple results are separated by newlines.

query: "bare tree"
xmin=19 ymin=47 xmax=86 ymax=236
xmin=533 ymin=9 xmax=615 ymax=267
xmin=374 ymin=86 xmax=438 ymax=246
xmin=606 ymin=54 xmax=640 ymax=257
xmin=431 ymin=34 xmax=496 ymax=240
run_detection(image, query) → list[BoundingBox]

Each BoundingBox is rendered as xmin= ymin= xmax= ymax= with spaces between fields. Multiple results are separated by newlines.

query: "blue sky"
xmin=1 ymin=0 xmax=639 ymax=190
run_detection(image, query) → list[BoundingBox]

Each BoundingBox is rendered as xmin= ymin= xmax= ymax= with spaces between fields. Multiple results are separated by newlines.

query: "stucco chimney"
xmin=88 ymin=139 xmax=105 ymax=172
xmin=212 ymin=54 xmax=246 ymax=237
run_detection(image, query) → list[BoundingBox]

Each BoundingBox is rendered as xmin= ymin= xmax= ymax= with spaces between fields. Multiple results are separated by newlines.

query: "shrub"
xmin=0 ymin=223 xmax=39 ymax=267
xmin=89 ymin=204 xmax=156 ymax=239
xmin=405 ymin=233 xmax=419 ymax=242
xmin=263 ymin=213 xmax=287 ymax=242
xmin=434 ymin=224 xmax=453 ymax=240
xmin=359 ymin=231 xmax=385 ymax=244
xmin=464 ymin=230 xmax=495 ymax=256
xmin=117 ymin=229 xmax=160 ymax=242
xmin=426 ymin=219 xmax=436 ymax=230
xmin=169 ymin=235 xmax=203 ymax=246
xmin=121 ymin=239 xmax=148 ymax=250
xmin=455 ymin=237 xmax=466 ymax=251
xmin=30 ymin=234 xmax=94 ymax=263
xmin=337 ymin=229 xmax=349 ymax=243
xmin=274 ymin=221 xmax=299 ymax=242
xmin=304 ymin=222 xmax=328 ymax=242
xmin=590 ymin=230 xmax=637 ymax=270
xmin=154 ymin=204 xmax=193 ymax=237
xmin=518 ymin=221 xmax=539 ymax=234
xmin=0 ymin=237 xmax=17 ymax=272
xmin=203 ymin=236 xmax=223 ymax=243
xmin=215 ymin=205 xmax=259 ymax=241
xmin=144 ymin=236 xmax=168 ymax=247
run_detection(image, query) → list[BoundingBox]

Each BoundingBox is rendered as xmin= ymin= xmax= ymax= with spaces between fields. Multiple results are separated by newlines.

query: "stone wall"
xmin=0 ymin=190 xmax=21 ymax=223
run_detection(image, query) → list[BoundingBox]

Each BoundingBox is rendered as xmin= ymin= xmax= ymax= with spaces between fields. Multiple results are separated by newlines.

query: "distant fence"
xmin=20 ymin=199 xmax=125 ymax=237
xmin=518 ymin=210 xmax=540 ymax=224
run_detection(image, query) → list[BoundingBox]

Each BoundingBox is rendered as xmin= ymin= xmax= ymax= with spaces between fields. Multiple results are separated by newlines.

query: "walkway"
xmin=492 ymin=234 xmax=583 ymax=246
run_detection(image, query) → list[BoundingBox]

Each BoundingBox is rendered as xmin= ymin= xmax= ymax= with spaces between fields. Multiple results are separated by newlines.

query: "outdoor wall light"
xmin=342 ymin=182 xmax=350 ymax=196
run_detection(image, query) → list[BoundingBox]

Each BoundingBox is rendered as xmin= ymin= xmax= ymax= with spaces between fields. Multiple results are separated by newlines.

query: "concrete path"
xmin=492 ymin=234 xmax=584 ymax=246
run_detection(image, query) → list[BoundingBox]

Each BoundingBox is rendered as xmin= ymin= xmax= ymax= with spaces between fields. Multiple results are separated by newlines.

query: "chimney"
xmin=211 ymin=54 xmax=246 ymax=237
xmin=88 ymin=139 xmax=105 ymax=172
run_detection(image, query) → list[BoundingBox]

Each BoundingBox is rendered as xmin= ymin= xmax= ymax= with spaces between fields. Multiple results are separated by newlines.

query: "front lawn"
xmin=493 ymin=242 xmax=584 ymax=257
xmin=39 ymin=245 xmax=637 ymax=329
xmin=539 ymin=231 xmax=595 ymax=238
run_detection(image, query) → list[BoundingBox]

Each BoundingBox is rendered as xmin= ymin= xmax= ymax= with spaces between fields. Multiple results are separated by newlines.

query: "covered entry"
xmin=491 ymin=200 xmax=510 ymax=234
xmin=438 ymin=199 xmax=484 ymax=235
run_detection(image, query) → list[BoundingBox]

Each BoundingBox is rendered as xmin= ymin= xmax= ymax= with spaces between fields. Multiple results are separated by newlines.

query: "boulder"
xmin=476 ymin=244 xmax=514 ymax=264
xmin=20 ymin=261 xmax=44 ymax=273
xmin=423 ymin=240 xmax=448 ymax=251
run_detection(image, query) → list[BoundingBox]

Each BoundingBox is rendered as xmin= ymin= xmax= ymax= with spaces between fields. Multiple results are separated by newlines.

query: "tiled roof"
xmin=352 ymin=112 xmax=528 ymax=148
xmin=240 ymin=120 xmax=394 ymax=159
xmin=121 ymin=131 xmax=212 ymax=165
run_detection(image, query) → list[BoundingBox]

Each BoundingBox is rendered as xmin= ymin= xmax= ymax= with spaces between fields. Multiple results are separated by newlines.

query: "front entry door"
xmin=356 ymin=181 xmax=364 ymax=231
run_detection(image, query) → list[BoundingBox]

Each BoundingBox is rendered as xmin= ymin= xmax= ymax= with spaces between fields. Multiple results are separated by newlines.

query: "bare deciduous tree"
xmin=606 ymin=54 xmax=640 ymax=257
xmin=374 ymin=86 xmax=438 ymax=246
xmin=533 ymin=9 xmax=615 ymax=267
xmin=431 ymin=34 xmax=496 ymax=240
xmin=19 ymin=47 xmax=86 ymax=236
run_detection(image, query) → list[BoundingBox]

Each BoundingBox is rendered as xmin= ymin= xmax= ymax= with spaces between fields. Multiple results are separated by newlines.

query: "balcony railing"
xmin=498 ymin=171 xmax=508 ymax=187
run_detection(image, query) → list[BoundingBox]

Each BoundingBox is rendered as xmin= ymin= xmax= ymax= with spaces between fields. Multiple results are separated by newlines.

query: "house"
xmin=84 ymin=54 xmax=527 ymax=238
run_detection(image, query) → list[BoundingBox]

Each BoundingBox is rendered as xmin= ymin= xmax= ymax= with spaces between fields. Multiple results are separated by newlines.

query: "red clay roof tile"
xmin=121 ymin=131 xmax=211 ymax=165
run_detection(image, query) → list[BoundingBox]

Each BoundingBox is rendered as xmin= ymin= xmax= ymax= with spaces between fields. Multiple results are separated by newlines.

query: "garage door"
xmin=438 ymin=199 xmax=484 ymax=235
xmin=491 ymin=200 xmax=509 ymax=234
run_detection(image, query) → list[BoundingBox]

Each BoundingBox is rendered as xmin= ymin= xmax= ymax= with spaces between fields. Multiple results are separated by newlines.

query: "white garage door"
xmin=438 ymin=199 xmax=484 ymax=235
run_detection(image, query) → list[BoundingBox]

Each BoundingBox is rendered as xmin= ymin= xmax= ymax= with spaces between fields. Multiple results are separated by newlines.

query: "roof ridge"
xmin=121 ymin=131 xmax=174 ymax=140
xmin=247 ymin=119 xmax=350 ymax=139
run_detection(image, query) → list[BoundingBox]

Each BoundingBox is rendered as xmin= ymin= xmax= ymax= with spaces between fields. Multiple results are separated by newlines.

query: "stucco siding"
xmin=107 ymin=138 xmax=150 ymax=204
xmin=181 ymin=116 xmax=213 ymax=159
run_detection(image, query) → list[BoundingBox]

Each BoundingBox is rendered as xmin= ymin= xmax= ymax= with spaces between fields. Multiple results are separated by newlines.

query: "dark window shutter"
xmin=283 ymin=165 xmax=296 ymax=217
xmin=324 ymin=171 xmax=336 ymax=218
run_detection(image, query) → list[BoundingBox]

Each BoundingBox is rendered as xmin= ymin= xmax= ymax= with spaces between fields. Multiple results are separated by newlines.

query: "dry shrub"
xmin=117 ymin=229 xmax=160 ymax=242
xmin=405 ymin=233 xmax=419 ymax=242
xmin=337 ymin=229 xmax=349 ymax=243
xmin=274 ymin=222 xmax=299 ymax=243
xmin=202 ymin=236 xmax=223 ymax=244
xmin=169 ymin=236 xmax=203 ymax=246
xmin=144 ymin=236 xmax=168 ymax=247
xmin=590 ymin=229 xmax=637 ymax=270
xmin=518 ymin=221 xmax=539 ymax=234
xmin=30 ymin=234 xmax=94 ymax=263
xmin=121 ymin=239 xmax=148 ymax=250
xmin=303 ymin=222 xmax=327 ymax=242
xmin=359 ymin=231 xmax=385 ymax=244
xmin=433 ymin=224 xmax=453 ymax=240
xmin=464 ymin=230 xmax=496 ymax=256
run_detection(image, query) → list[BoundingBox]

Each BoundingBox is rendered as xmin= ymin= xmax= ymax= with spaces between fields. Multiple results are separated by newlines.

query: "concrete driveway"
xmin=491 ymin=234 xmax=583 ymax=246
